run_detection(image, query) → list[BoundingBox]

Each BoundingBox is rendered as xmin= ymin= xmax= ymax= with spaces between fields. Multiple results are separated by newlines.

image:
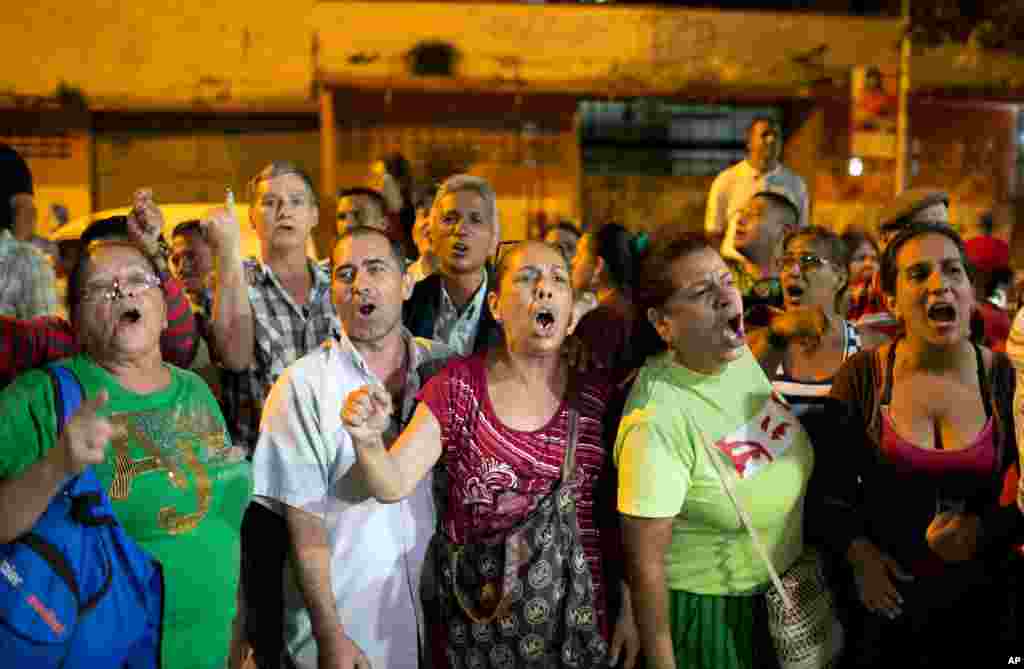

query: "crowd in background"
xmin=0 ymin=113 xmax=1022 ymax=669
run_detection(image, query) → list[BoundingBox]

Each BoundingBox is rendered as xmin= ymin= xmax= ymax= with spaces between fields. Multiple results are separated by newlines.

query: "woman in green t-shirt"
xmin=0 ymin=237 xmax=251 ymax=669
xmin=615 ymin=232 xmax=814 ymax=669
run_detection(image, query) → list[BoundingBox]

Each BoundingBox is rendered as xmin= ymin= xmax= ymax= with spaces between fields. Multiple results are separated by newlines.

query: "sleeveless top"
xmin=879 ymin=341 xmax=998 ymax=480
xmin=773 ymin=319 xmax=861 ymax=417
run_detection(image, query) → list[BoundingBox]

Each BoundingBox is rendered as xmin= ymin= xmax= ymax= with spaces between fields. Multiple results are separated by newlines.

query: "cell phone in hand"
xmin=935 ymin=496 xmax=966 ymax=515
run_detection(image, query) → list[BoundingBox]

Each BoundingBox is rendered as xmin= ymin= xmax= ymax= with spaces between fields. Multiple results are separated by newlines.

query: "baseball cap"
xmin=879 ymin=188 xmax=949 ymax=231
xmin=965 ymin=235 xmax=1009 ymax=274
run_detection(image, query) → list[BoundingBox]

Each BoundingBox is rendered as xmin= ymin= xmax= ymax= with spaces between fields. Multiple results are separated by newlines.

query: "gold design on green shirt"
xmin=106 ymin=413 xmax=218 ymax=535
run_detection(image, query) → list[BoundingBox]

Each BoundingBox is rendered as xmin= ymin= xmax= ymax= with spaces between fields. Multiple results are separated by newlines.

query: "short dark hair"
xmin=880 ymin=222 xmax=973 ymax=296
xmin=784 ymin=226 xmax=850 ymax=312
xmin=171 ymin=219 xmax=203 ymax=239
xmin=493 ymin=240 xmax=570 ymax=297
xmin=840 ymin=228 xmax=878 ymax=267
xmin=754 ymin=191 xmax=799 ymax=229
xmin=547 ymin=221 xmax=581 ymax=240
xmin=332 ymin=225 xmax=406 ymax=275
xmin=747 ymin=116 xmax=781 ymax=142
xmin=248 ymin=161 xmax=318 ymax=208
xmin=81 ymin=215 xmax=130 ymax=247
xmin=338 ymin=187 xmax=388 ymax=214
xmin=635 ymin=232 xmax=713 ymax=313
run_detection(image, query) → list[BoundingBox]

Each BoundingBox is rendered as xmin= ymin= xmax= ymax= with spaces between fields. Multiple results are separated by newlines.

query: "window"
xmin=579 ymin=100 xmax=782 ymax=177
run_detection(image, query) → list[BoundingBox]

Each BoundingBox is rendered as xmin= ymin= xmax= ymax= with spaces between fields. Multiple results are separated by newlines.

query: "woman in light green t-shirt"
xmin=0 ymin=237 xmax=251 ymax=669
xmin=615 ymin=233 xmax=813 ymax=669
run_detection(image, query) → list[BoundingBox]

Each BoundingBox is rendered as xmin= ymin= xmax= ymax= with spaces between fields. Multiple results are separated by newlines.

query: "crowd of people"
xmin=0 ymin=114 xmax=1022 ymax=669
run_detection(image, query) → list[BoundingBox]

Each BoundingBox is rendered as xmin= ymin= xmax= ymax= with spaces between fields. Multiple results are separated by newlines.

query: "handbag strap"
xmin=560 ymin=408 xmax=580 ymax=483
xmin=695 ymin=429 xmax=793 ymax=609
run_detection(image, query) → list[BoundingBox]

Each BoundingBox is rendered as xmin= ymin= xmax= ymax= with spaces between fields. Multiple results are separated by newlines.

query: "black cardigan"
xmin=402 ymin=271 xmax=502 ymax=356
xmin=808 ymin=346 xmax=1024 ymax=565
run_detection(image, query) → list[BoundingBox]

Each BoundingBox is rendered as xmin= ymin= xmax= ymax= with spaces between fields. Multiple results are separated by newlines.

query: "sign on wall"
xmin=850 ymin=65 xmax=898 ymax=159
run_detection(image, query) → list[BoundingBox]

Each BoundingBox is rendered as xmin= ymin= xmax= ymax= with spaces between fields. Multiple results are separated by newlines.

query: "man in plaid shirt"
xmin=205 ymin=161 xmax=336 ymax=456
xmin=0 ymin=144 xmax=58 ymax=318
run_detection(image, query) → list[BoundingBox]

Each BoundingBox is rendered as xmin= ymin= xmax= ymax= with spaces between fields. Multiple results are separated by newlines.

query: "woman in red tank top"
xmin=819 ymin=223 xmax=1023 ymax=666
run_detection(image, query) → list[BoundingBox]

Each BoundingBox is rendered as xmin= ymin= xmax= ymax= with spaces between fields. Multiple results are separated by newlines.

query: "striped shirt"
xmin=0 ymin=229 xmax=57 ymax=318
xmin=417 ymin=352 xmax=613 ymax=626
xmin=772 ymin=319 xmax=862 ymax=417
xmin=220 ymin=257 xmax=336 ymax=454
xmin=0 ymin=268 xmax=198 ymax=387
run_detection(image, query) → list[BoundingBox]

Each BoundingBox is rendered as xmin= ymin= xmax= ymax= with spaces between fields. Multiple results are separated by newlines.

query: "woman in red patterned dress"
xmin=342 ymin=240 xmax=638 ymax=669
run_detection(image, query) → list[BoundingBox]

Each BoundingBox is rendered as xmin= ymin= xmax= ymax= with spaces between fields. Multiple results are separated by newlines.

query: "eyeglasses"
xmin=775 ymin=254 xmax=834 ymax=274
xmin=80 ymin=272 xmax=161 ymax=303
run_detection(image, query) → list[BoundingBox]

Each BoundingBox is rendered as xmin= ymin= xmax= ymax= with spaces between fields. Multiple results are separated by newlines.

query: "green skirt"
xmin=669 ymin=589 xmax=779 ymax=669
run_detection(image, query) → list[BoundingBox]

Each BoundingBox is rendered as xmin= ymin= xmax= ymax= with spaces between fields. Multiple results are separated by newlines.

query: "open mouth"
xmin=534 ymin=307 xmax=557 ymax=334
xmin=927 ymin=302 xmax=956 ymax=323
xmin=784 ymin=285 xmax=805 ymax=303
xmin=358 ymin=303 xmax=377 ymax=317
xmin=725 ymin=313 xmax=745 ymax=343
xmin=118 ymin=307 xmax=142 ymax=325
xmin=452 ymin=242 xmax=469 ymax=255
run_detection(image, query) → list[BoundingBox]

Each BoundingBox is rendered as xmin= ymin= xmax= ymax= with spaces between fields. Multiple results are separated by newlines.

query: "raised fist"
xmin=341 ymin=385 xmax=393 ymax=446
xmin=127 ymin=188 xmax=165 ymax=252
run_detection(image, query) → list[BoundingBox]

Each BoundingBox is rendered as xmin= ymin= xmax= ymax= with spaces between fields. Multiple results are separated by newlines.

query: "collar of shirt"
xmin=739 ymin=159 xmax=782 ymax=180
xmin=329 ymin=324 xmax=449 ymax=429
xmin=439 ymin=268 xmax=488 ymax=319
xmin=247 ymin=256 xmax=333 ymax=312
xmin=435 ymin=269 xmax=489 ymax=356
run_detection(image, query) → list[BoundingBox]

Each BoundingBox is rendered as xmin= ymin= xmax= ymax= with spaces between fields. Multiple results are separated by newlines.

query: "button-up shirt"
xmin=705 ymin=160 xmax=810 ymax=263
xmin=252 ymin=327 xmax=452 ymax=669
xmin=0 ymin=229 xmax=57 ymax=318
xmin=220 ymin=257 xmax=336 ymax=454
xmin=433 ymin=270 xmax=488 ymax=357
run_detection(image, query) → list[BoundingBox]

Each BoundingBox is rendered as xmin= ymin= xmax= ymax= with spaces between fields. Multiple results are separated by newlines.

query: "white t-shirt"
xmin=252 ymin=329 xmax=451 ymax=669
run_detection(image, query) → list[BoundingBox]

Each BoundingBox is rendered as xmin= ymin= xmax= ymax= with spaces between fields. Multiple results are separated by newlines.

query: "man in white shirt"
xmin=252 ymin=226 xmax=452 ymax=669
xmin=705 ymin=118 xmax=809 ymax=263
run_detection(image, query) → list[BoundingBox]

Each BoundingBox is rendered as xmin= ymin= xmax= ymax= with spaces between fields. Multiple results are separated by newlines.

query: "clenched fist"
xmin=341 ymin=385 xmax=392 ymax=446
xmin=127 ymin=188 xmax=166 ymax=254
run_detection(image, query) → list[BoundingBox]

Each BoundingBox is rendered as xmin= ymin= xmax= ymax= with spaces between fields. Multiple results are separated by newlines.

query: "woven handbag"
xmin=697 ymin=430 xmax=843 ymax=669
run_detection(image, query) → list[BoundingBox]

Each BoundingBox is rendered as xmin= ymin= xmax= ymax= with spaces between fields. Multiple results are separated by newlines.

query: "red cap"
xmin=965 ymin=235 xmax=1009 ymax=274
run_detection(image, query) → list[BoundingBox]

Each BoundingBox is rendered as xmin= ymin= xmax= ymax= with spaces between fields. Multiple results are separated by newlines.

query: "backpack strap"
xmin=45 ymin=364 xmax=84 ymax=437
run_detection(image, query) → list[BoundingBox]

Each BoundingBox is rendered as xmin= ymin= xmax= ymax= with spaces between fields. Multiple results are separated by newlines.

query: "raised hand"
xmin=201 ymin=204 xmax=242 ymax=259
xmin=341 ymin=385 xmax=392 ymax=446
xmin=56 ymin=389 xmax=118 ymax=476
xmin=127 ymin=188 xmax=165 ymax=253
xmin=768 ymin=305 xmax=829 ymax=350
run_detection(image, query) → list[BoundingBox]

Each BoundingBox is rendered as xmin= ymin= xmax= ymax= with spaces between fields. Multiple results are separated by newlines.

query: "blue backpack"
xmin=0 ymin=365 xmax=164 ymax=668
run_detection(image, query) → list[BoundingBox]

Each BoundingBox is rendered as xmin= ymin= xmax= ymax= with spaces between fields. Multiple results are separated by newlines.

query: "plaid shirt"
xmin=0 ymin=268 xmax=198 ymax=387
xmin=221 ymin=257 xmax=336 ymax=454
xmin=0 ymin=229 xmax=57 ymax=318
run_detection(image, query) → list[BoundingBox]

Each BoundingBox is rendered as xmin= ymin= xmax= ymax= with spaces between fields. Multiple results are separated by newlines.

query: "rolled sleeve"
xmin=615 ymin=409 xmax=691 ymax=519
xmin=252 ymin=367 xmax=340 ymax=518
